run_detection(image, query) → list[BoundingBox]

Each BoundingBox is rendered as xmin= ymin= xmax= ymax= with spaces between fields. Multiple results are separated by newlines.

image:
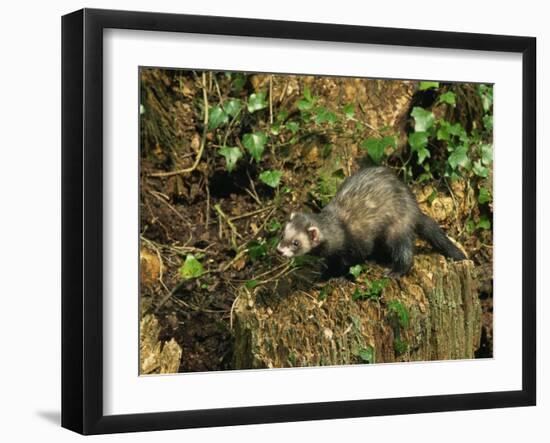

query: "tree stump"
xmin=232 ymin=255 xmax=482 ymax=369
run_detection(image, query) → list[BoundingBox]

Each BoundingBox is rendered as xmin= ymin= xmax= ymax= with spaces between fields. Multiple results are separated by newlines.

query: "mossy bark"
xmin=233 ymin=255 xmax=481 ymax=369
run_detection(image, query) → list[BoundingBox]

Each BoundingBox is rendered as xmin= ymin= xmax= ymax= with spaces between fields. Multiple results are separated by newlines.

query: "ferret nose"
xmin=276 ymin=244 xmax=284 ymax=255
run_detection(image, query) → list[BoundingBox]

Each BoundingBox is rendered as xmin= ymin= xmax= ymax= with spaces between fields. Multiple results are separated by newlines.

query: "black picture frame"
xmin=61 ymin=8 xmax=536 ymax=435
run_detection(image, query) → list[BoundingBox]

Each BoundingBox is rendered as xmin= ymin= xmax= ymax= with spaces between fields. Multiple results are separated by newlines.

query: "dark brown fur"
xmin=277 ymin=167 xmax=466 ymax=277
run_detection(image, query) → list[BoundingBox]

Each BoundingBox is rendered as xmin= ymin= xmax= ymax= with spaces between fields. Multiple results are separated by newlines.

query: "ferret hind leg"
xmin=387 ymin=233 xmax=414 ymax=277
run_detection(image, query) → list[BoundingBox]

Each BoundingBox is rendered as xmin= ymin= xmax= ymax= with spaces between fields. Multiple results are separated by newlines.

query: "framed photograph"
xmin=61 ymin=8 xmax=536 ymax=435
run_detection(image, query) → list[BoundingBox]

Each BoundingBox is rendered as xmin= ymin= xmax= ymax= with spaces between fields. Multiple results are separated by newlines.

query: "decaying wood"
xmin=233 ymin=255 xmax=481 ymax=369
xmin=140 ymin=313 xmax=182 ymax=374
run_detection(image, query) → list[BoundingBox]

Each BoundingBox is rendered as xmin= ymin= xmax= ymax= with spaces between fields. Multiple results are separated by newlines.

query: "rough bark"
xmin=140 ymin=313 xmax=182 ymax=375
xmin=233 ymin=255 xmax=481 ymax=369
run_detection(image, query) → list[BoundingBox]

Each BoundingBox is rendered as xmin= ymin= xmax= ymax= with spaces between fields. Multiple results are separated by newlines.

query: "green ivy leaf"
xmin=478 ymin=84 xmax=493 ymax=112
xmin=483 ymin=114 xmax=493 ymax=131
xmin=259 ymin=170 xmax=283 ymax=188
xmin=247 ymin=92 xmax=268 ymax=113
xmin=231 ymin=73 xmax=247 ymax=92
xmin=242 ymin=132 xmax=267 ymax=163
xmin=358 ymin=346 xmax=375 ymax=364
xmin=448 ymin=145 xmax=471 ymax=170
xmin=314 ymin=107 xmax=337 ymax=125
xmin=360 ymin=136 xmax=396 ymax=164
xmin=286 ymin=121 xmax=300 ymax=134
xmin=248 ymin=240 xmax=268 ymax=261
xmin=218 ymin=147 xmax=242 ymax=173
xmin=419 ymin=81 xmax=439 ymax=90
xmin=223 ymin=98 xmax=242 ymax=118
xmin=179 ymin=254 xmax=204 ymax=280
xmin=438 ymin=91 xmax=456 ymax=106
xmin=208 ymin=105 xmax=229 ymax=130
xmin=411 ymin=107 xmax=435 ymax=132
xmin=466 ymin=219 xmax=476 ymax=234
xmin=480 ymin=144 xmax=493 ymax=165
xmin=343 ymin=103 xmax=355 ymax=119
xmin=473 ymin=159 xmax=489 ymax=178
xmin=266 ymin=218 xmax=282 ymax=233
xmin=408 ymin=132 xmax=430 ymax=164
xmin=478 ymin=187 xmax=492 ymax=204
xmin=349 ymin=264 xmax=363 ymax=279
xmin=297 ymin=99 xmax=314 ymax=111
xmin=436 ymin=121 xmax=467 ymax=142
xmin=476 ymin=216 xmax=491 ymax=230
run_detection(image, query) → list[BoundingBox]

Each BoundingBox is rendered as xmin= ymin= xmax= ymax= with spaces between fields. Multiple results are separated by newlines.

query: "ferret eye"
xmin=292 ymin=240 xmax=300 ymax=248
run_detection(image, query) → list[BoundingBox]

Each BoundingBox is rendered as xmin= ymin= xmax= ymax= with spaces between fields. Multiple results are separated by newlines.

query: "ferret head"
xmin=276 ymin=212 xmax=323 ymax=258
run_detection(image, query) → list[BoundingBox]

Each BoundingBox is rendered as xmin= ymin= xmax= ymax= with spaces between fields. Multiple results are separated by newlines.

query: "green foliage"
xmin=438 ymin=91 xmax=456 ymax=106
xmin=218 ymin=146 xmax=242 ymax=172
xmin=360 ymin=136 xmax=396 ymax=164
xmin=245 ymin=279 xmax=260 ymax=289
xmin=357 ymin=346 xmax=375 ymax=364
xmin=478 ymin=187 xmax=491 ymax=204
xmin=318 ymin=285 xmax=332 ymax=301
xmin=478 ymin=84 xmax=493 ymax=112
xmin=393 ymin=338 xmax=408 ymax=355
xmin=343 ymin=103 xmax=355 ymax=119
xmin=247 ymin=91 xmax=268 ymax=113
xmin=349 ymin=264 xmax=364 ymax=279
xmin=297 ymin=86 xmax=315 ymax=111
xmin=476 ymin=215 xmax=491 ymax=230
xmin=352 ymin=278 xmax=389 ymax=301
xmin=408 ymin=131 xmax=430 ymax=164
xmin=179 ymin=254 xmax=204 ymax=280
xmin=242 ymin=132 xmax=267 ymax=163
xmin=266 ymin=218 xmax=282 ymax=233
xmin=310 ymin=164 xmax=346 ymax=207
xmin=247 ymin=240 xmax=268 ymax=262
xmin=208 ymin=105 xmax=229 ymax=130
xmin=314 ymin=107 xmax=337 ymax=125
xmin=387 ymin=300 xmax=409 ymax=329
xmin=419 ymin=81 xmax=439 ymax=90
xmin=259 ymin=170 xmax=283 ymax=188
xmin=448 ymin=145 xmax=471 ymax=170
xmin=231 ymin=73 xmax=247 ymax=92
xmin=436 ymin=121 xmax=467 ymax=142
xmin=224 ymin=98 xmax=243 ymax=117
xmin=411 ymin=107 xmax=435 ymax=132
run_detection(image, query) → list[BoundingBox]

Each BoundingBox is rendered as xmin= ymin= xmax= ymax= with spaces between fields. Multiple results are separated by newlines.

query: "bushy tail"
xmin=416 ymin=213 xmax=466 ymax=261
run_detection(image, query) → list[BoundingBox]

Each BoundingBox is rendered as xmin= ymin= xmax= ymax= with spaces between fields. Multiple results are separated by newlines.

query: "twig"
xmin=228 ymin=205 xmax=274 ymax=222
xmin=269 ymin=75 xmax=274 ymax=125
xmin=213 ymin=75 xmax=224 ymax=105
xmin=205 ymin=179 xmax=211 ymax=227
xmin=247 ymin=170 xmax=262 ymax=205
xmin=147 ymin=190 xmax=189 ymax=224
xmin=149 ymin=72 xmax=209 ymax=178
xmin=258 ymin=262 xmax=295 ymax=284
xmin=229 ymin=291 xmax=244 ymax=330
xmin=214 ymin=204 xmax=242 ymax=248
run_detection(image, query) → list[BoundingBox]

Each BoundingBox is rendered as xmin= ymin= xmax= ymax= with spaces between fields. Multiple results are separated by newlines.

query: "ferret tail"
xmin=416 ymin=213 xmax=466 ymax=261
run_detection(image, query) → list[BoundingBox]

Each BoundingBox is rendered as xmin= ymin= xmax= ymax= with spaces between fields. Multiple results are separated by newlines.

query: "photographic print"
xmin=138 ymin=68 xmax=494 ymax=374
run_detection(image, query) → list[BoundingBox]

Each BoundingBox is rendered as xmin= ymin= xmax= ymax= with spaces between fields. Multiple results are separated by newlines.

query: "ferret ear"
xmin=307 ymin=226 xmax=321 ymax=244
xmin=290 ymin=212 xmax=297 ymax=220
